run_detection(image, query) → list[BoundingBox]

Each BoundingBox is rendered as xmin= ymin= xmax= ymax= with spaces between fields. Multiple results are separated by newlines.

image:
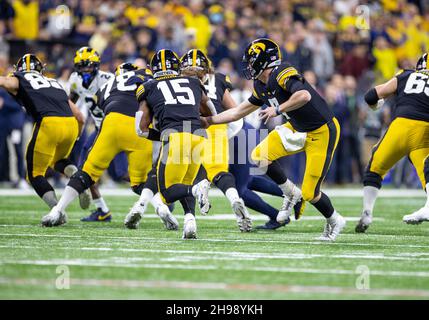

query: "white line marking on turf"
xmin=0 ymin=188 xmax=425 ymax=198
xmin=1 ymin=277 xmax=428 ymax=298
xmin=1 ymin=233 xmax=429 ymax=249
xmin=2 ymin=259 xmax=429 ymax=278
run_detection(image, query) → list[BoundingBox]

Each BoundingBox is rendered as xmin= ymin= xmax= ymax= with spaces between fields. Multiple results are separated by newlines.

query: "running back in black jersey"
xmin=136 ymin=76 xmax=206 ymax=135
xmin=13 ymin=71 xmax=72 ymax=122
xmin=204 ymin=72 xmax=233 ymax=113
xmin=395 ymin=69 xmax=429 ymax=122
xmin=248 ymin=63 xmax=333 ymax=132
xmin=97 ymin=69 xmax=152 ymax=117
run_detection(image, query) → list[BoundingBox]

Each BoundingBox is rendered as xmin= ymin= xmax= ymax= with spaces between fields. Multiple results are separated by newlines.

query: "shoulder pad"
xmin=275 ymin=66 xmax=300 ymax=89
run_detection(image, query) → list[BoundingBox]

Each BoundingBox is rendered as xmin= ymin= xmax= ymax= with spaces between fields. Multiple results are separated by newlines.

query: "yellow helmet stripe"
xmin=25 ymin=54 xmax=30 ymax=72
xmin=426 ymin=53 xmax=429 ymax=68
xmin=161 ymin=50 xmax=166 ymax=71
xmin=192 ymin=49 xmax=197 ymax=67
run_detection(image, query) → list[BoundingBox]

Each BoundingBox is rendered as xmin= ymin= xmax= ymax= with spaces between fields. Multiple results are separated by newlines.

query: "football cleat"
xmin=293 ymin=197 xmax=306 ymax=220
xmin=193 ymin=179 xmax=211 ymax=215
xmin=232 ymin=198 xmax=252 ymax=232
xmin=78 ymin=189 xmax=91 ymax=210
xmin=355 ymin=210 xmax=372 ymax=233
xmin=277 ymin=187 xmax=302 ymax=224
xmin=156 ymin=205 xmax=179 ymax=230
xmin=316 ymin=213 xmax=346 ymax=241
xmin=41 ymin=206 xmax=67 ymax=227
xmin=183 ymin=213 xmax=197 ymax=239
xmin=80 ymin=208 xmax=111 ymax=222
xmin=124 ymin=201 xmax=146 ymax=229
xmin=255 ymin=219 xmax=286 ymax=230
xmin=403 ymin=207 xmax=429 ymax=225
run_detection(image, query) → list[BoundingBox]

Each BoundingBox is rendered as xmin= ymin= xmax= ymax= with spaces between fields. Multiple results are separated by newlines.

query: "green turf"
xmin=1 ymin=194 xmax=429 ymax=299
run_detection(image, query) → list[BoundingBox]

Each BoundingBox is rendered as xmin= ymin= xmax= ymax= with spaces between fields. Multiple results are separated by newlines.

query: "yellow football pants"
xmin=252 ymin=118 xmax=340 ymax=201
xmin=26 ymin=116 xmax=78 ymax=179
xmin=157 ymin=132 xmax=205 ymax=201
xmin=203 ymin=124 xmax=229 ymax=181
xmin=82 ymin=112 xmax=153 ymax=186
xmin=367 ymin=117 xmax=429 ymax=188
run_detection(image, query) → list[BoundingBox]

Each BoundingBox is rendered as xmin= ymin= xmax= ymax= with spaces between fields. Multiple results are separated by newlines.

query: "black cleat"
xmin=293 ymin=197 xmax=306 ymax=220
xmin=255 ymin=219 xmax=287 ymax=230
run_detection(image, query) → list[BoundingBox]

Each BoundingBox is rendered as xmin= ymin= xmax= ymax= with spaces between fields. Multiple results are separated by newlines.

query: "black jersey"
xmin=248 ymin=63 xmax=333 ymax=132
xmin=136 ymin=75 xmax=206 ymax=137
xmin=394 ymin=69 xmax=429 ymax=122
xmin=12 ymin=72 xmax=72 ymax=122
xmin=204 ymin=72 xmax=233 ymax=113
xmin=97 ymin=69 xmax=152 ymax=117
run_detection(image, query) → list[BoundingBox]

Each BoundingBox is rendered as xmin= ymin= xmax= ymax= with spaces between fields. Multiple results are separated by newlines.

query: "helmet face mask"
xmin=74 ymin=47 xmax=101 ymax=87
xmin=242 ymin=38 xmax=282 ymax=80
xmin=15 ymin=54 xmax=45 ymax=74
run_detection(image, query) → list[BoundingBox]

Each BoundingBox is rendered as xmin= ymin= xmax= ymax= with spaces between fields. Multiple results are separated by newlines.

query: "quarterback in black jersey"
xmin=180 ymin=49 xmax=252 ymax=232
xmin=202 ymin=38 xmax=346 ymax=241
xmin=0 ymin=54 xmax=84 ymax=224
xmin=135 ymin=49 xmax=215 ymax=239
xmin=43 ymin=63 xmax=175 ymax=229
xmin=356 ymin=52 xmax=429 ymax=232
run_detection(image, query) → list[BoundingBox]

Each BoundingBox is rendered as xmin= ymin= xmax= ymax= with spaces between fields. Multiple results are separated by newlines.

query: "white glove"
xmin=370 ymin=98 xmax=384 ymax=111
xmin=135 ymin=111 xmax=145 ymax=137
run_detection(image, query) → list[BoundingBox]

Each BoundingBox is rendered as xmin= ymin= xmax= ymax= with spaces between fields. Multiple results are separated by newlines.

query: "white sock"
xmin=363 ymin=186 xmax=379 ymax=215
xmin=225 ymin=187 xmax=240 ymax=205
xmin=327 ymin=210 xmax=339 ymax=223
xmin=42 ymin=191 xmax=58 ymax=209
xmin=279 ymin=180 xmax=296 ymax=197
xmin=64 ymin=164 xmax=78 ymax=178
xmin=150 ymin=192 xmax=166 ymax=208
xmin=140 ymin=188 xmax=155 ymax=205
xmin=56 ymin=186 xmax=79 ymax=212
xmin=93 ymin=197 xmax=109 ymax=212
xmin=425 ymin=183 xmax=429 ymax=208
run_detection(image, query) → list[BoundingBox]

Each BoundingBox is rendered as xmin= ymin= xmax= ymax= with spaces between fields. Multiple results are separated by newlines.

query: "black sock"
xmin=29 ymin=175 xmax=54 ymax=198
xmin=213 ymin=172 xmax=236 ymax=194
xmin=266 ymin=161 xmax=288 ymax=185
xmin=424 ymin=156 xmax=429 ymax=186
xmin=180 ymin=196 xmax=196 ymax=215
xmin=312 ymin=192 xmax=334 ymax=218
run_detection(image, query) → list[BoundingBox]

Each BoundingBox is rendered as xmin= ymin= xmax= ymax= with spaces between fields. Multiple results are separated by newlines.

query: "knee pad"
xmin=68 ymin=170 xmax=94 ymax=194
xmin=363 ymin=170 xmax=382 ymax=189
xmin=29 ymin=175 xmax=54 ymax=198
xmin=131 ymin=183 xmax=145 ymax=196
xmin=213 ymin=172 xmax=236 ymax=194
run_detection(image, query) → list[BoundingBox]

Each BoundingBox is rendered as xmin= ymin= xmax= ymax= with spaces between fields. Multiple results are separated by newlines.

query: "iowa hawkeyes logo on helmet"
xmin=248 ymin=42 xmax=266 ymax=55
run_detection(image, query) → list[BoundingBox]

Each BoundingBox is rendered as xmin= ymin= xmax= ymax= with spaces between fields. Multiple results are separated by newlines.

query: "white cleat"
xmin=193 ymin=179 xmax=211 ymax=215
xmin=124 ymin=201 xmax=146 ymax=229
xmin=277 ymin=187 xmax=302 ymax=224
xmin=183 ymin=213 xmax=197 ymax=239
xmin=157 ymin=205 xmax=179 ymax=230
xmin=403 ymin=207 xmax=429 ymax=225
xmin=355 ymin=210 xmax=372 ymax=233
xmin=78 ymin=189 xmax=91 ymax=210
xmin=41 ymin=206 xmax=67 ymax=227
xmin=316 ymin=212 xmax=346 ymax=242
xmin=232 ymin=198 xmax=252 ymax=232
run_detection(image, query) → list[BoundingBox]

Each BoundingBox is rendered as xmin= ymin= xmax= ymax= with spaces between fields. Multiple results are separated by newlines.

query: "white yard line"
xmin=0 ymin=277 xmax=428 ymax=298
xmin=1 ymin=233 xmax=428 ymax=249
xmin=0 ymin=188 xmax=425 ymax=197
xmin=1 ymin=259 xmax=429 ymax=278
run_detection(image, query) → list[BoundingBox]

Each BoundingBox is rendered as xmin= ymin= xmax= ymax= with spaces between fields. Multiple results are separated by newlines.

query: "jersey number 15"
xmin=157 ymin=79 xmax=196 ymax=105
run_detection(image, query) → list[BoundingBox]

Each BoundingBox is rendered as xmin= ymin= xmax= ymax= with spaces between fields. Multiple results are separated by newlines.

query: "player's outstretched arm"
xmin=200 ymin=92 xmax=217 ymax=116
xmin=221 ymin=89 xmax=237 ymax=110
xmin=0 ymin=76 xmax=19 ymax=96
xmin=204 ymin=100 xmax=259 ymax=127
xmin=68 ymin=99 xmax=85 ymax=135
xmin=365 ymin=77 xmax=397 ymax=109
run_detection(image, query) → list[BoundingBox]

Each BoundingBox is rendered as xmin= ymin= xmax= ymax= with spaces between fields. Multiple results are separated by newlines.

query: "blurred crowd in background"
xmin=0 ymin=0 xmax=428 ymax=189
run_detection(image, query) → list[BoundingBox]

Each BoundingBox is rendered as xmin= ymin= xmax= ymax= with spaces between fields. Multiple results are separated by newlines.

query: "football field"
xmin=1 ymin=190 xmax=429 ymax=300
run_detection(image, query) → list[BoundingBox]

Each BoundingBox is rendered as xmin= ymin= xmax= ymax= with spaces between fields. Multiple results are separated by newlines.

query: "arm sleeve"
xmin=136 ymin=83 xmax=148 ymax=102
xmin=248 ymin=85 xmax=264 ymax=106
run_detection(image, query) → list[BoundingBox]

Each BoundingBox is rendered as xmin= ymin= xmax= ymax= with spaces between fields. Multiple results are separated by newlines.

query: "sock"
xmin=93 ymin=197 xmax=109 ymax=212
xmin=425 ymin=183 xmax=429 ymax=208
xmin=64 ymin=164 xmax=78 ymax=178
xmin=42 ymin=191 xmax=58 ymax=209
xmin=180 ymin=196 xmax=196 ymax=215
xmin=312 ymin=192 xmax=335 ymax=218
xmin=266 ymin=161 xmax=288 ymax=184
xmin=327 ymin=210 xmax=339 ymax=223
xmin=56 ymin=186 xmax=79 ymax=212
xmin=363 ymin=186 xmax=379 ymax=215
xmin=278 ymin=180 xmax=296 ymax=197
xmin=225 ymin=187 xmax=240 ymax=205
xmin=150 ymin=192 xmax=165 ymax=208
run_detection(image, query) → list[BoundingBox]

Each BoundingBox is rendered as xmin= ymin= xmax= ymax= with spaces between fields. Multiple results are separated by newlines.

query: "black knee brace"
xmin=131 ymin=183 xmax=145 ymax=196
xmin=54 ymin=159 xmax=74 ymax=175
xmin=212 ymin=172 xmax=236 ymax=194
xmin=424 ymin=156 xmax=429 ymax=185
xmin=68 ymin=170 xmax=94 ymax=194
xmin=29 ymin=175 xmax=54 ymax=198
xmin=363 ymin=170 xmax=382 ymax=189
